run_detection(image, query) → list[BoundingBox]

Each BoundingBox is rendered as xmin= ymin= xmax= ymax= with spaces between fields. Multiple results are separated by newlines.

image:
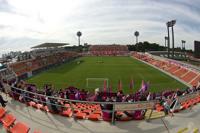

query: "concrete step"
xmin=145 ymin=109 xmax=165 ymax=120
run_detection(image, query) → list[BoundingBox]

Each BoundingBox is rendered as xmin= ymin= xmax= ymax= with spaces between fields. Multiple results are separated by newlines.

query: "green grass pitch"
xmin=27 ymin=56 xmax=186 ymax=93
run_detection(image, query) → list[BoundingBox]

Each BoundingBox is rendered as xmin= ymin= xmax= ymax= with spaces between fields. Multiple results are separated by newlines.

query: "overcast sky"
xmin=0 ymin=0 xmax=200 ymax=55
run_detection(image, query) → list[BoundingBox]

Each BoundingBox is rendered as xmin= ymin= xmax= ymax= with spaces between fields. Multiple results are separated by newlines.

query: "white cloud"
xmin=0 ymin=0 xmax=200 ymax=55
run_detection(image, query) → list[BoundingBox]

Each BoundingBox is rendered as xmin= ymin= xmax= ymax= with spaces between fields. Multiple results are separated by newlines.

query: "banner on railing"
xmin=115 ymin=101 xmax=155 ymax=111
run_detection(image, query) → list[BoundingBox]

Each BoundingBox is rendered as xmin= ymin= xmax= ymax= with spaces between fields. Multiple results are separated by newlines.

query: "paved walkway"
xmin=0 ymin=94 xmax=200 ymax=133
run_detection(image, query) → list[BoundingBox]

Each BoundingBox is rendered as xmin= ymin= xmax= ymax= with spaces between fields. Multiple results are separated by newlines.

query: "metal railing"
xmin=8 ymin=86 xmax=157 ymax=124
xmin=7 ymin=85 xmax=200 ymax=125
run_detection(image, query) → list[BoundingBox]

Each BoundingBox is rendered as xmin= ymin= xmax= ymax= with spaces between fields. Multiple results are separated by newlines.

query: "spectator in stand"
xmin=176 ymin=89 xmax=182 ymax=97
xmin=46 ymin=88 xmax=53 ymax=96
xmin=0 ymin=94 xmax=7 ymax=107
xmin=58 ymin=89 xmax=64 ymax=98
xmin=163 ymin=98 xmax=174 ymax=117
xmin=189 ymin=86 xmax=195 ymax=93
xmin=111 ymin=96 xmax=116 ymax=102
xmin=0 ymin=81 xmax=3 ymax=91
xmin=185 ymin=87 xmax=191 ymax=94
xmin=140 ymin=94 xmax=147 ymax=101
xmin=94 ymin=92 xmax=102 ymax=102
xmin=146 ymin=92 xmax=151 ymax=101
xmin=116 ymin=91 xmax=123 ymax=102
xmin=65 ymin=90 xmax=69 ymax=99
xmin=75 ymin=91 xmax=80 ymax=100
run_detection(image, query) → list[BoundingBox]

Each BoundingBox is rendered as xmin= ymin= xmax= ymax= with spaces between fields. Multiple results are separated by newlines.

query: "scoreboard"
xmin=194 ymin=41 xmax=200 ymax=58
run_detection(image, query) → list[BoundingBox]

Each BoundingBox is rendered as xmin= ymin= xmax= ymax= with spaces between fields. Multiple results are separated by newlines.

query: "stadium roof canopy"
xmin=31 ymin=43 xmax=69 ymax=49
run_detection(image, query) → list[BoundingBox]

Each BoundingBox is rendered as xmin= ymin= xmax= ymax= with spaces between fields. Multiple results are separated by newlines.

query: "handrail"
xmin=9 ymin=85 xmax=158 ymax=124
xmin=10 ymin=86 xmax=158 ymax=105
xmin=8 ymin=85 xmax=200 ymax=124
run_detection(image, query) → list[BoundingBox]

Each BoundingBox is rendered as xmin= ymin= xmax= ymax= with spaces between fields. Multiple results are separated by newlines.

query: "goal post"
xmin=86 ymin=78 xmax=109 ymax=90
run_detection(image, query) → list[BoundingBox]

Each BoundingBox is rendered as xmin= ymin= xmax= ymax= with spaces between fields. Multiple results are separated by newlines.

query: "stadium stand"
xmin=133 ymin=52 xmax=200 ymax=87
xmin=9 ymin=51 xmax=79 ymax=79
xmin=0 ymin=66 xmax=16 ymax=82
xmin=0 ymin=77 xmax=199 ymax=123
xmin=89 ymin=45 xmax=129 ymax=56
xmin=0 ymin=50 xmax=200 ymax=127
xmin=0 ymin=107 xmax=30 ymax=133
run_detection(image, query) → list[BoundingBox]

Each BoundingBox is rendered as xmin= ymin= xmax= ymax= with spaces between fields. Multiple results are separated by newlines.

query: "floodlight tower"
xmin=77 ymin=31 xmax=82 ymax=46
xmin=164 ymin=36 xmax=168 ymax=50
xmin=171 ymin=20 xmax=176 ymax=59
xmin=166 ymin=20 xmax=176 ymax=59
xmin=181 ymin=40 xmax=186 ymax=50
xmin=134 ymin=31 xmax=139 ymax=44
xmin=166 ymin=22 xmax=171 ymax=58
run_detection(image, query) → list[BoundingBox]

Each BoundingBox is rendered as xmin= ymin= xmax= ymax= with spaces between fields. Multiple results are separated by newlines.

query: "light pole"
xmin=181 ymin=40 xmax=186 ymax=59
xmin=166 ymin=22 xmax=171 ymax=58
xmin=166 ymin=20 xmax=176 ymax=59
xmin=134 ymin=31 xmax=139 ymax=44
xmin=181 ymin=40 xmax=186 ymax=50
xmin=171 ymin=20 xmax=176 ymax=59
xmin=77 ymin=31 xmax=82 ymax=46
xmin=164 ymin=36 xmax=168 ymax=50
xmin=134 ymin=31 xmax=139 ymax=51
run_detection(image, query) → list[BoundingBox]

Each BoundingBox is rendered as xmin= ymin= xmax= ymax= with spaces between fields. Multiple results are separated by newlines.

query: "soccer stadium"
xmin=0 ymin=1 xmax=200 ymax=133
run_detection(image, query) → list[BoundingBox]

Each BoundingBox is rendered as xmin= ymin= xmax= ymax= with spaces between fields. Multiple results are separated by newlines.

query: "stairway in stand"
xmin=145 ymin=109 xmax=165 ymax=120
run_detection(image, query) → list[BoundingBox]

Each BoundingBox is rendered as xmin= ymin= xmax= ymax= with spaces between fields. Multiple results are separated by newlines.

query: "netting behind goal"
xmin=86 ymin=78 xmax=109 ymax=90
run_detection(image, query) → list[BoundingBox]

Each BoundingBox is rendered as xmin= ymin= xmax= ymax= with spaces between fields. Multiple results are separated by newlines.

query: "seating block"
xmin=61 ymin=109 xmax=72 ymax=117
xmin=88 ymin=113 xmax=101 ymax=121
xmin=10 ymin=122 xmax=30 ymax=133
xmin=75 ymin=112 xmax=86 ymax=119
xmin=1 ymin=114 xmax=16 ymax=130
xmin=0 ymin=107 xmax=6 ymax=118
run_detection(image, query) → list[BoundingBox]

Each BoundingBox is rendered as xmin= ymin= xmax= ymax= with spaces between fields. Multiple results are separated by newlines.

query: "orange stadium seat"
xmin=181 ymin=101 xmax=190 ymax=110
xmin=35 ymin=104 xmax=43 ymax=109
xmin=73 ymin=108 xmax=81 ymax=113
xmin=181 ymin=71 xmax=198 ymax=83
xmin=88 ymin=113 xmax=101 ymax=121
xmin=61 ymin=109 xmax=73 ymax=117
xmin=82 ymin=109 xmax=92 ymax=115
xmin=155 ymin=104 xmax=164 ymax=112
xmin=93 ymin=110 xmax=102 ymax=115
xmin=190 ymin=75 xmax=200 ymax=86
xmin=0 ymin=107 xmax=6 ymax=118
xmin=75 ymin=112 xmax=87 ymax=119
xmin=1 ymin=114 xmax=16 ymax=130
xmin=28 ymin=101 xmax=36 ymax=107
xmin=64 ymin=103 xmax=70 ymax=108
xmin=41 ymin=106 xmax=49 ymax=112
xmin=10 ymin=122 xmax=30 ymax=133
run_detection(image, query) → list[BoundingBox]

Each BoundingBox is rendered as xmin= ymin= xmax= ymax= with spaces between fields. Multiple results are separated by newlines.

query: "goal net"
xmin=86 ymin=78 xmax=109 ymax=90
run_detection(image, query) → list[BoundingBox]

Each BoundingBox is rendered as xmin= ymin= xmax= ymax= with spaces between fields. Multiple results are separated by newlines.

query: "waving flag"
xmin=118 ymin=80 xmax=122 ymax=92
xmin=130 ymin=79 xmax=134 ymax=93
xmin=109 ymin=83 xmax=112 ymax=93
xmin=139 ymin=80 xmax=146 ymax=93
xmin=103 ymin=80 xmax=107 ymax=92
xmin=146 ymin=81 xmax=150 ymax=91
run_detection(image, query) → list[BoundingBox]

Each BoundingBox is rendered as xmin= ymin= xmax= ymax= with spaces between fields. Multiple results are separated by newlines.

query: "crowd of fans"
xmin=0 ymin=79 xmax=200 ymax=121
xmin=1 ymin=50 xmax=200 ymax=120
